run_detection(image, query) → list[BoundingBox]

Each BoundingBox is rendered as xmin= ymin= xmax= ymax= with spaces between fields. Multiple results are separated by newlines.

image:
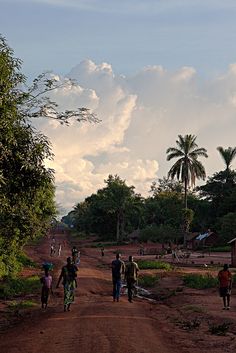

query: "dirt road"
xmin=1 ymin=233 xmax=236 ymax=353
xmin=0 ymin=234 xmax=177 ymax=353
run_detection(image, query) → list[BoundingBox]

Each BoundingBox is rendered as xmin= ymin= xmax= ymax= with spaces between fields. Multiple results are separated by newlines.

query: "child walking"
xmin=40 ymin=264 xmax=53 ymax=309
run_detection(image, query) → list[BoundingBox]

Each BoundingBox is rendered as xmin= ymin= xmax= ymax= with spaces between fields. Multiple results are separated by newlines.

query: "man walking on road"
xmin=125 ymin=255 xmax=139 ymax=303
xmin=111 ymin=253 xmax=125 ymax=302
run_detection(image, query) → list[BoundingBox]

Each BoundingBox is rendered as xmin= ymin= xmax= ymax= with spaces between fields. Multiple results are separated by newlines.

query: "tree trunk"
xmin=116 ymin=213 xmax=120 ymax=242
xmin=184 ymin=176 xmax=188 ymax=209
xmin=184 ymin=176 xmax=188 ymax=247
xmin=120 ymin=208 xmax=125 ymax=241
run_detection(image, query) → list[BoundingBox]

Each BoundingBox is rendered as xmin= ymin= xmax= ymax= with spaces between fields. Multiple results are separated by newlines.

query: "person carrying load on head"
xmin=40 ymin=263 xmax=53 ymax=309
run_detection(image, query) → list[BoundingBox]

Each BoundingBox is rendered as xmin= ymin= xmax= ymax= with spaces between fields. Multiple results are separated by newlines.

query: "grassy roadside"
xmin=0 ymin=252 xmax=40 ymax=300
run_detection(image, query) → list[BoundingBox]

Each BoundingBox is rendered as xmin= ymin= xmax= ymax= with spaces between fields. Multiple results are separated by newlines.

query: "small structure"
xmin=186 ymin=232 xmax=199 ymax=249
xmin=228 ymin=237 xmax=236 ymax=267
xmin=194 ymin=231 xmax=218 ymax=249
xmin=127 ymin=229 xmax=140 ymax=243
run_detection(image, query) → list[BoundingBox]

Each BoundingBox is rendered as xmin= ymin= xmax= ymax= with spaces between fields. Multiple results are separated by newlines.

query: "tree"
xmin=104 ymin=175 xmax=135 ymax=241
xmin=150 ymin=177 xmax=184 ymax=196
xmin=166 ymin=134 xmax=208 ymax=208
xmin=0 ymin=35 xmax=99 ymax=276
xmin=217 ymin=146 xmax=236 ymax=185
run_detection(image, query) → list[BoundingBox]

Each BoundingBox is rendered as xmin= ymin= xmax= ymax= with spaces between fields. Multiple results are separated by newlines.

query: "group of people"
xmin=41 ymin=245 xmax=80 ymax=311
xmin=50 ymin=235 xmax=63 ymax=257
xmin=41 ymin=239 xmax=233 ymax=312
xmin=112 ymin=254 xmax=139 ymax=303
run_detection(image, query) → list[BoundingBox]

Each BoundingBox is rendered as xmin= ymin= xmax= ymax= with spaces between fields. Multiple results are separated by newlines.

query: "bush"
xmin=139 ymin=275 xmax=159 ymax=287
xmin=137 ymin=260 xmax=172 ymax=270
xmin=8 ymin=300 xmax=37 ymax=310
xmin=183 ymin=273 xmax=218 ymax=289
xmin=0 ymin=275 xmax=40 ymax=299
xmin=17 ymin=252 xmax=37 ymax=268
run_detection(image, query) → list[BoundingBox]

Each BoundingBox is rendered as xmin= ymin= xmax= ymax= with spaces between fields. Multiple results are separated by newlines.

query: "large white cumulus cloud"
xmin=37 ymin=60 xmax=236 ymax=215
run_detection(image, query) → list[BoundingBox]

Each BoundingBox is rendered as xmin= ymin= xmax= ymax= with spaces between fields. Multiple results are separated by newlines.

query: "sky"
xmin=1 ymin=0 xmax=236 ymax=216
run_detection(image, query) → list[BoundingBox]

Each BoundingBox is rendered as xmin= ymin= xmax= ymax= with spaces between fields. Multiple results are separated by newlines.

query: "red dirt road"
xmin=1 ymin=234 xmax=236 ymax=353
xmin=0 ymin=234 xmax=175 ymax=353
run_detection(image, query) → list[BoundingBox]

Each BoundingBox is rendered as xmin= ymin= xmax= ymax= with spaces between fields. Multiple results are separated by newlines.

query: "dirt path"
xmin=0 ymin=234 xmax=177 ymax=353
xmin=1 ymin=234 xmax=236 ymax=353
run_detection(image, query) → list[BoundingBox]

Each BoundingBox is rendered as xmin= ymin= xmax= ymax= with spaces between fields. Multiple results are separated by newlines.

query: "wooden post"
xmin=231 ymin=241 xmax=236 ymax=267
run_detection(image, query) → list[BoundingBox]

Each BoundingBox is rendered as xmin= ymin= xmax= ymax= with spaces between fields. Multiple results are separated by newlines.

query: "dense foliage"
xmin=64 ymin=151 xmax=236 ymax=245
xmin=0 ymin=36 xmax=58 ymax=276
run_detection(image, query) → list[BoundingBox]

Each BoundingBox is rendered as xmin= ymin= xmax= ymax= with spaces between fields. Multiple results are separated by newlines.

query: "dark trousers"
xmin=113 ymin=278 xmax=121 ymax=299
xmin=127 ymin=279 xmax=136 ymax=301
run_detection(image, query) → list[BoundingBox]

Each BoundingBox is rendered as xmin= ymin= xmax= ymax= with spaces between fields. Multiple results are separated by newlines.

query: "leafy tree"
xmin=217 ymin=212 xmax=236 ymax=244
xmin=166 ymin=134 xmax=208 ymax=208
xmin=150 ymin=177 xmax=184 ymax=196
xmin=102 ymin=175 xmax=136 ymax=241
xmin=72 ymin=175 xmax=138 ymax=241
xmin=0 ymin=35 xmax=98 ymax=276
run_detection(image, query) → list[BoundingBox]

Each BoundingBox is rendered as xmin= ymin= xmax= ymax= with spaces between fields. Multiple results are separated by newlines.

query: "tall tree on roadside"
xmin=166 ymin=134 xmax=208 ymax=209
xmin=0 ymin=35 xmax=99 ymax=276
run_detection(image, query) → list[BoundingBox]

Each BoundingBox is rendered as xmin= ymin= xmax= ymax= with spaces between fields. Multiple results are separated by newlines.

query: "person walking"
xmin=50 ymin=244 xmax=55 ymax=256
xmin=58 ymin=243 xmax=62 ymax=257
xmin=101 ymin=247 xmax=105 ymax=257
xmin=40 ymin=264 xmax=53 ymax=309
xmin=71 ymin=246 xmax=79 ymax=264
xmin=125 ymin=255 xmax=139 ymax=303
xmin=111 ymin=253 xmax=125 ymax=302
xmin=218 ymin=264 xmax=232 ymax=310
xmin=56 ymin=257 xmax=78 ymax=312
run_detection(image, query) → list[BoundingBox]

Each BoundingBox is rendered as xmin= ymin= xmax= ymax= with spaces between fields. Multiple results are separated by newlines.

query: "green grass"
xmin=8 ymin=300 xmax=37 ymax=310
xmin=183 ymin=273 xmax=218 ymax=289
xmin=0 ymin=275 xmax=40 ymax=299
xmin=209 ymin=246 xmax=231 ymax=252
xmin=137 ymin=260 xmax=172 ymax=271
xmin=182 ymin=304 xmax=206 ymax=313
xmin=17 ymin=252 xmax=37 ymax=268
xmin=139 ymin=274 xmax=159 ymax=287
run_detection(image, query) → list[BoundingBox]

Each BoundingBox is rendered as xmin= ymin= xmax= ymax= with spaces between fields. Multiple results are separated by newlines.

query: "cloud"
xmin=36 ymin=59 xmax=236 ymax=215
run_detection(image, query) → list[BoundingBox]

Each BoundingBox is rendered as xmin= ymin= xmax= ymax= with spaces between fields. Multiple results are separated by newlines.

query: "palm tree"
xmin=166 ymin=134 xmax=208 ymax=208
xmin=217 ymin=146 xmax=236 ymax=172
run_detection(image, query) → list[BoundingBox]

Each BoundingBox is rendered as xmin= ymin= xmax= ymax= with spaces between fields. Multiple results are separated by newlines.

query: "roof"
xmin=196 ymin=232 xmax=209 ymax=241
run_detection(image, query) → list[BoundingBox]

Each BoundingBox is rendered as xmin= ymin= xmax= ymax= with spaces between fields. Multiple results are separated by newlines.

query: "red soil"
xmin=0 ymin=235 xmax=236 ymax=353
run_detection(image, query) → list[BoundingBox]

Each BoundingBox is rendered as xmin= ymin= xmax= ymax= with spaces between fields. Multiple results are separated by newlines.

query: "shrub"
xmin=183 ymin=273 xmax=218 ymax=289
xmin=137 ymin=260 xmax=172 ymax=270
xmin=8 ymin=300 xmax=37 ymax=310
xmin=209 ymin=322 xmax=231 ymax=336
xmin=0 ymin=275 xmax=40 ymax=299
xmin=17 ymin=252 xmax=37 ymax=268
xmin=139 ymin=275 xmax=159 ymax=287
